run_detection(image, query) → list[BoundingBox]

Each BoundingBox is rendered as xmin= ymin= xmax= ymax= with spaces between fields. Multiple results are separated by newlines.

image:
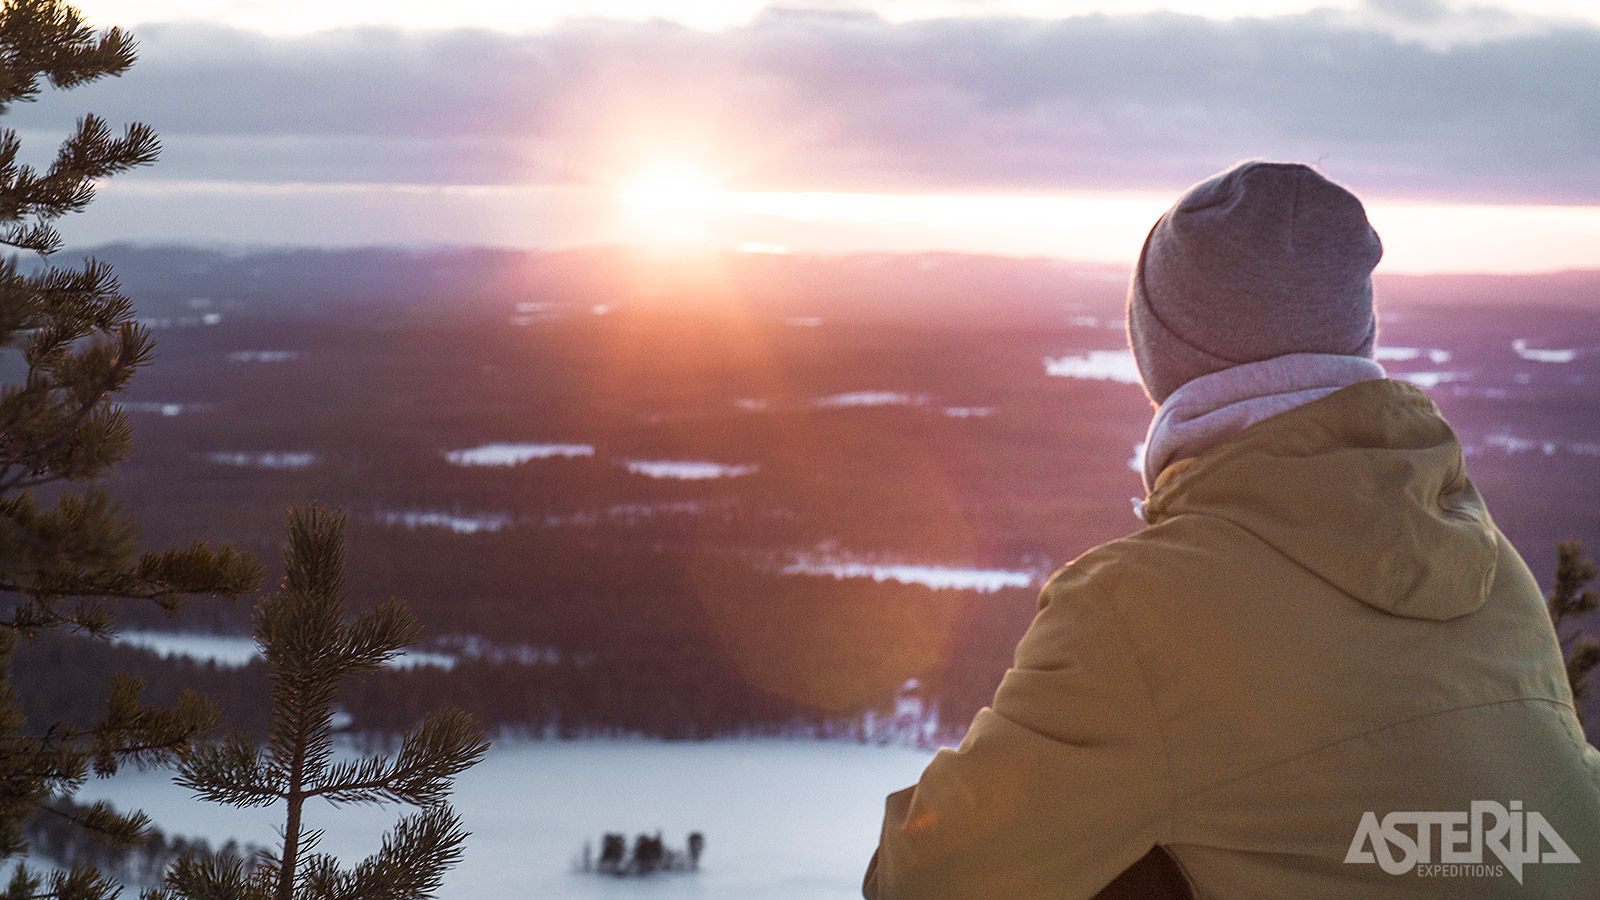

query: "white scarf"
xmin=1140 ymin=353 xmax=1388 ymax=493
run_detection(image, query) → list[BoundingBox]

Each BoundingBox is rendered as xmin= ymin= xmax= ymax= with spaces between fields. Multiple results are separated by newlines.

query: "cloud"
xmin=7 ymin=9 xmax=1600 ymax=202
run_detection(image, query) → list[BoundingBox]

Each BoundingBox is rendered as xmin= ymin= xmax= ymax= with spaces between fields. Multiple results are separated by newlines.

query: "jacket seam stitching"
xmin=1098 ymin=586 xmax=1182 ymax=844
xmin=1175 ymin=696 xmax=1575 ymax=802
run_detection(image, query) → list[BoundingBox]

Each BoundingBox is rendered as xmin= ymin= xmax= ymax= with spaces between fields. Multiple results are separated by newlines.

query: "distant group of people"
xmin=578 ymin=830 xmax=704 ymax=876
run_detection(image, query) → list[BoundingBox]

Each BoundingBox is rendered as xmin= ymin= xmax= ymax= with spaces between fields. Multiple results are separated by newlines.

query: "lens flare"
xmin=619 ymin=166 xmax=723 ymax=248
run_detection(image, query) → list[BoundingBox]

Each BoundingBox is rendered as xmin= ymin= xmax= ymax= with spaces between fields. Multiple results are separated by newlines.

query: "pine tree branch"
xmin=36 ymin=796 xmax=149 ymax=846
xmin=152 ymin=852 xmax=260 ymax=900
xmin=0 ymin=395 xmax=102 ymax=492
xmin=174 ymin=736 xmax=285 ymax=809
xmin=0 ymin=4 xmax=265 ymax=887
xmin=0 ymin=322 xmax=153 ymax=490
xmin=340 ymin=807 xmax=468 ymax=900
xmin=0 ymin=540 xmax=264 ymax=606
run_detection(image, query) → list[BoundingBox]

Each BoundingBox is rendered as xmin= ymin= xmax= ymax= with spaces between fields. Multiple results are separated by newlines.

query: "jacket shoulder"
xmin=1038 ymin=519 xmax=1236 ymax=611
xmin=1014 ymin=534 xmax=1185 ymax=698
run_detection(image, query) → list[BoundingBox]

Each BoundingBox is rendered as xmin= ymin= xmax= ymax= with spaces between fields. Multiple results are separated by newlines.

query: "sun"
xmin=617 ymin=165 xmax=724 ymax=248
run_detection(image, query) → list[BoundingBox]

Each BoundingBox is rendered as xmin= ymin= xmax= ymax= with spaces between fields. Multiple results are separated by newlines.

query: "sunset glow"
xmin=86 ymin=179 xmax=1600 ymax=274
xmin=618 ymin=166 xmax=725 ymax=248
xmin=32 ymin=3 xmax=1600 ymax=275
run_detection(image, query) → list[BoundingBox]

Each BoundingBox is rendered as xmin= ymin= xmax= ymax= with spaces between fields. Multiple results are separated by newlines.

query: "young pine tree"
xmin=1 ymin=1 xmax=262 ymax=894
xmin=1548 ymin=540 xmax=1600 ymax=725
xmin=158 ymin=506 xmax=488 ymax=900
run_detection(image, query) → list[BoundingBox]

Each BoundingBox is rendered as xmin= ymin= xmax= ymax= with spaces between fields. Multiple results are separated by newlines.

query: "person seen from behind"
xmin=862 ymin=160 xmax=1600 ymax=899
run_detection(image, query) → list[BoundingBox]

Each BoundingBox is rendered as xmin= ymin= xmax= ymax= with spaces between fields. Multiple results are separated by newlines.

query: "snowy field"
xmin=76 ymin=739 xmax=937 ymax=900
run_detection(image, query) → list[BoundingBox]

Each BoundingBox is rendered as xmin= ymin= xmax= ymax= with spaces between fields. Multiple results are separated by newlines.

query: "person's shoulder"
xmin=1040 ymin=516 xmax=1239 ymax=606
xmin=1022 ymin=527 xmax=1199 ymax=663
xmin=1011 ymin=531 xmax=1198 ymax=693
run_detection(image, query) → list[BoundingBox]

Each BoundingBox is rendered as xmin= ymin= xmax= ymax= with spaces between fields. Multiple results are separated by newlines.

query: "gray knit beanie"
xmin=1127 ymin=160 xmax=1383 ymax=404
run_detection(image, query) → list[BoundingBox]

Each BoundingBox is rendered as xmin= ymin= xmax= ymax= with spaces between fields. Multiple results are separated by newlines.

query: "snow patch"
xmin=782 ymin=556 xmax=1034 ymax=592
xmin=1478 ymin=432 xmax=1600 ymax=458
xmin=622 ymin=461 xmax=759 ymax=480
xmin=120 ymin=401 xmax=216 ymax=416
xmin=445 ymin=443 xmax=595 ymax=466
xmin=428 ymin=635 xmax=563 ymax=666
xmin=111 ymin=631 xmax=452 ymax=670
xmin=815 ymin=391 xmax=919 ymax=408
xmin=378 ymin=510 xmax=514 ymax=534
xmin=114 ymin=631 xmax=260 ymax=667
xmin=1043 ymin=350 xmax=1142 ymax=384
xmin=1395 ymin=371 xmax=1461 ymax=389
xmin=206 ymin=451 xmax=317 ymax=470
xmin=1376 ymin=346 xmax=1453 ymax=364
xmin=1512 ymin=339 xmax=1578 ymax=363
xmin=228 ymin=350 xmax=303 ymax=363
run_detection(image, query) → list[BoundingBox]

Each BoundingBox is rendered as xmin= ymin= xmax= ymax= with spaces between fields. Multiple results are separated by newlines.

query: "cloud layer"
xmin=9 ymin=8 xmax=1600 ymax=202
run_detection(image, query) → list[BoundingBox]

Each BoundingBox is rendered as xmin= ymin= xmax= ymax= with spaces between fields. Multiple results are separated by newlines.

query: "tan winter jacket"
xmin=864 ymin=379 xmax=1600 ymax=899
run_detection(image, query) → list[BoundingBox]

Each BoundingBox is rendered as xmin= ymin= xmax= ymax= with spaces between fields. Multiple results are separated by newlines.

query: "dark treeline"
xmin=15 ymin=562 xmax=1031 ymax=741
xmin=20 ymin=795 xmax=258 ymax=888
xmin=51 ymin=245 xmax=1137 ymax=328
xmin=14 ymin=634 xmax=272 ymax=737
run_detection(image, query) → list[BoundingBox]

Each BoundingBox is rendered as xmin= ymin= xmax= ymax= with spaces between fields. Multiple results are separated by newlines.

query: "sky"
xmin=10 ymin=0 xmax=1600 ymax=272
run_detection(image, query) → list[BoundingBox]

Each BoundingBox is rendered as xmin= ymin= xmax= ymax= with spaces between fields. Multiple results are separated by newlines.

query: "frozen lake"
xmin=780 ymin=559 xmax=1035 ymax=592
xmin=445 ymin=443 xmax=596 ymax=466
xmin=1042 ymin=349 xmax=1142 ymax=384
xmin=112 ymin=630 xmax=456 ymax=669
xmin=622 ymin=460 xmax=760 ymax=480
xmin=75 ymin=739 xmax=936 ymax=900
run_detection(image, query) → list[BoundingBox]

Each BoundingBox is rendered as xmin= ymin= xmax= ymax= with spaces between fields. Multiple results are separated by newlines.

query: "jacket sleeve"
xmin=863 ymin=562 xmax=1175 ymax=900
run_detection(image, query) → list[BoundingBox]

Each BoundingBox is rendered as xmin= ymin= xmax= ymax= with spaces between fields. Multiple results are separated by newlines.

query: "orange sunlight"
xmin=617 ymin=164 xmax=726 ymax=250
xmin=608 ymin=182 xmax=1600 ymax=274
xmin=92 ymin=178 xmax=1600 ymax=274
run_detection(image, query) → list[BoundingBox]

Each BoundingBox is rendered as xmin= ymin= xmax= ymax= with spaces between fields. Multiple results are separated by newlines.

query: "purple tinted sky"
xmin=10 ymin=3 xmax=1600 ymax=267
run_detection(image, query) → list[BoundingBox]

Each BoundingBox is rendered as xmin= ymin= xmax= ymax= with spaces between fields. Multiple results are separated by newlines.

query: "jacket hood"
xmin=1142 ymin=379 xmax=1498 ymax=621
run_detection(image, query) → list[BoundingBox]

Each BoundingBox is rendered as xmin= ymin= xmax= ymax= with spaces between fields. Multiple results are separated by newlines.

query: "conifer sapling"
xmin=157 ymin=505 xmax=488 ymax=900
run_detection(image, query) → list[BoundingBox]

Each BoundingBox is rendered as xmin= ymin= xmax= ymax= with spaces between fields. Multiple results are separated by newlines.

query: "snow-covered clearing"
xmin=76 ymin=739 xmax=937 ymax=900
xmin=1043 ymin=350 xmax=1141 ymax=384
xmin=782 ymin=559 xmax=1034 ymax=592
xmin=445 ymin=443 xmax=596 ymax=466
xmin=622 ymin=460 xmax=760 ymax=480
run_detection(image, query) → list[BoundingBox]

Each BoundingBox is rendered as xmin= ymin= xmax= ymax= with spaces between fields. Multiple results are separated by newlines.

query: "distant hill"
xmin=18 ymin=244 xmax=1156 ymax=326
xmin=1377 ymin=270 xmax=1600 ymax=309
xmin=20 ymin=245 xmax=1599 ymax=329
